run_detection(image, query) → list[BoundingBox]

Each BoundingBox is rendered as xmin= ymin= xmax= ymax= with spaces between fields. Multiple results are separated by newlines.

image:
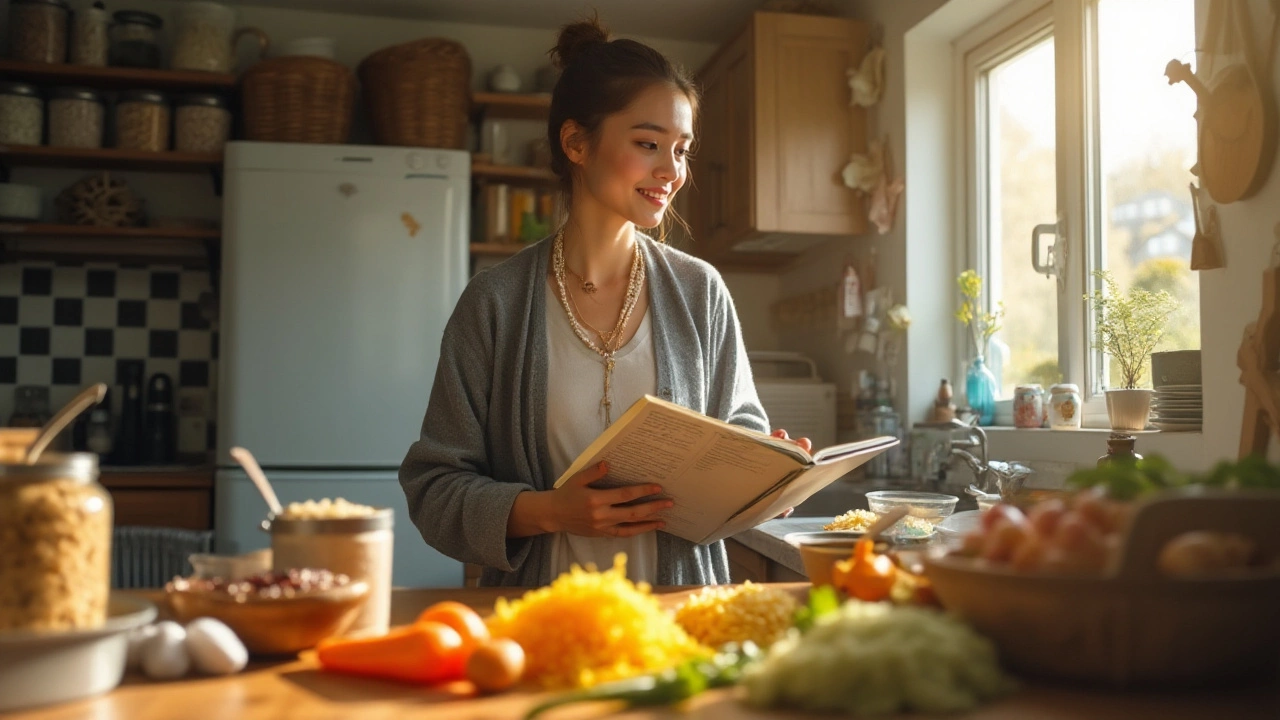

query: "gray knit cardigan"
xmin=398 ymin=234 xmax=769 ymax=586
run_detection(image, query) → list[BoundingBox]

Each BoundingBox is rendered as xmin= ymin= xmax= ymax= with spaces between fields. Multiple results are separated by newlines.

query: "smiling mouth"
xmin=637 ymin=188 xmax=668 ymax=207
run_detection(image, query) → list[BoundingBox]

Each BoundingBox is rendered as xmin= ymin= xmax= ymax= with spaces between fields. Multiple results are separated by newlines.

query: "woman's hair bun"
xmin=550 ymin=15 xmax=611 ymax=70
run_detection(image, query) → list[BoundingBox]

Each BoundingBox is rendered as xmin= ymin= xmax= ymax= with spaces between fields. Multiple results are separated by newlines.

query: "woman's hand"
xmin=770 ymin=429 xmax=812 ymax=520
xmin=508 ymin=462 xmax=671 ymax=539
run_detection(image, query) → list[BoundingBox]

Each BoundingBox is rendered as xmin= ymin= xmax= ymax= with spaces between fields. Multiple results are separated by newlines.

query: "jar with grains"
xmin=171 ymin=1 xmax=269 ymax=74
xmin=268 ymin=505 xmax=393 ymax=637
xmin=7 ymin=0 xmax=69 ymax=64
xmin=48 ymin=86 xmax=104 ymax=148
xmin=109 ymin=10 xmax=163 ymax=68
xmin=115 ymin=90 xmax=170 ymax=152
xmin=175 ymin=94 xmax=231 ymax=153
xmin=69 ymin=1 xmax=109 ymax=66
xmin=0 ymin=82 xmax=44 ymax=146
xmin=0 ymin=453 xmax=113 ymax=632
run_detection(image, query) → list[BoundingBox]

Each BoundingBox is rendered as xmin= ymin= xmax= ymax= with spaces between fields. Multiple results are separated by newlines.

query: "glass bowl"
xmin=865 ymin=490 xmax=959 ymax=521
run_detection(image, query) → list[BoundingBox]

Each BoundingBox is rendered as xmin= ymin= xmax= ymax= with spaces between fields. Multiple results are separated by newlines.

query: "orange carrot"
xmin=833 ymin=538 xmax=897 ymax=602
xmin=317 ymin=621 xmax=466 ymax=684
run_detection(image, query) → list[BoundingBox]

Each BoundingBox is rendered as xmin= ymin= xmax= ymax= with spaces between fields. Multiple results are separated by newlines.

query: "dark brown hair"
xmin=547 ymin=14 xmax=699 ymax=238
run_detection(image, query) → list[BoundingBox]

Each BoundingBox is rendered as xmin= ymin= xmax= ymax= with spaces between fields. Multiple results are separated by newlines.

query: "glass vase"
xmin=966 ymin=356 xmax=997 ymax=426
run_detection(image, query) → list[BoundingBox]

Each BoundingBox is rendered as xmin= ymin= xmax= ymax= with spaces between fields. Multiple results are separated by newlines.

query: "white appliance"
xmin=749 ymin=351 xmax=837 ymax=450
xmin=214 ymin=141 xmax=468 ymax=588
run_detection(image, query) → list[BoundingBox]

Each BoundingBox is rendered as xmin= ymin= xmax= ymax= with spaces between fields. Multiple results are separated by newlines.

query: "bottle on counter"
xmin=142 ymin=372 xmax=176 ymax=465
xmin=1098 ymin=433 xmax=1142 ymax=467
xmin=113 ymin=364 xmax=144 ymax=465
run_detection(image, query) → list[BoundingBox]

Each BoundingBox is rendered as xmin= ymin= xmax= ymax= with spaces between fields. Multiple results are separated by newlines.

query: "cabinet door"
xmin=720 ymin=28 xmax=756 ymax=247
xmin=755 ymin=13 xmax=869 ymax=235
xmin=689 ymin=57 xmax=730 ymax=261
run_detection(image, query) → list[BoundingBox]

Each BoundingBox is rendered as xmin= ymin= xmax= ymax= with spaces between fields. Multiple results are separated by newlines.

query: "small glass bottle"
xmin=1098 ymin=433 xmax=1142 ymax=467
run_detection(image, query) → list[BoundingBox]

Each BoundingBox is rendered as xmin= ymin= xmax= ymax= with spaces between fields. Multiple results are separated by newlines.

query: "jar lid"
xmin=0 ymin=452 xmax=99 ymax=484
xmin=13 ymin=0 xmax=70 ymax=9
xmin=177 ymin=93 xmax=228 ymax=109
xmin=1015 ymin=384 xmax=1043 ymax=392
xmin=0 ymin=81 xmax=41 ymax=98
xmin=119 ymin=89 xmax=167 ymax=105
xmin=1050 ymin=383 xmax=1080 ymax=393
xmin=112 ymin=9 xmax=162 ymax=27
xmin=263 ymin=507 xmax=394 ymax=535
xmin=49 ymin=86 xmax=102 ymax=102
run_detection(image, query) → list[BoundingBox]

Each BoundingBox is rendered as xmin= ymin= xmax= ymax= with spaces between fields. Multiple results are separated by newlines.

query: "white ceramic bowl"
xmin=0 ymin=593 xmax=157 ymax=712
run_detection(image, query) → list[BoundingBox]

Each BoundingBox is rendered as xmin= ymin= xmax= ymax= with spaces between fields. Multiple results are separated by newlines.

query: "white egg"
xmin=185 ymin=618 xmax=249 ymax=675
xmin=141 ymin=621 xmax=191 ymax=680
xmin=125 ymin=624 xmax=160 ymax=669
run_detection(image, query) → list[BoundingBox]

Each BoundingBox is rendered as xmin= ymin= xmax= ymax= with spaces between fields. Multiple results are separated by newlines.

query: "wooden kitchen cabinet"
xmin=100 ymin=468 xmax=214 ymax=531
xmin=688 ymin=12 xmax=870 ymax=270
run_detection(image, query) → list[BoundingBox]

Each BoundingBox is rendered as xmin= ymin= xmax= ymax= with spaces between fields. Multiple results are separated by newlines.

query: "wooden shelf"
xmin=0 ymin=59 xmax=236 ymax=93
xmin=0 ymin=144 xmax=222 ymax=173
xmin=469 ymin=242 xmax=529 ymax=257
xmin=471 ymin=161 xmax=556 ymax=184
xmin=0 ymin=223 xmax=219 ymax=240
xmin=471 ymin=91 xmax=551 ymax=120
xmin=0 ymin=224 xmax=217 ymax=267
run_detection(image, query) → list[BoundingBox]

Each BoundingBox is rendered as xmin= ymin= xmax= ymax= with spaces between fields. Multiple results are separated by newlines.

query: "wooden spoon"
xmin=25 ymin=383 xmax=108 ymax=464
xmin=229 ymin=446 xmax=284 ymax=518
xmin=865 ymin=505 xmax=910 ymax=541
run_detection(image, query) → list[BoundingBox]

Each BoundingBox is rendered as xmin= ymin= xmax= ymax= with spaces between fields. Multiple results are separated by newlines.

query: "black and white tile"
xmin=0 ymin=261 xmax=218 ymax=454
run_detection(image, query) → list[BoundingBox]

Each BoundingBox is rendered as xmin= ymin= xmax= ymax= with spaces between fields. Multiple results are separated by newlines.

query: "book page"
xmin=553 ymin=398 xmax=805 ymax=543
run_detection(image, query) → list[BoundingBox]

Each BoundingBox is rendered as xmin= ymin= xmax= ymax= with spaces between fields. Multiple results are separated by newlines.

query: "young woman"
xmin=399 ymin=16 xmax=809 ymax=587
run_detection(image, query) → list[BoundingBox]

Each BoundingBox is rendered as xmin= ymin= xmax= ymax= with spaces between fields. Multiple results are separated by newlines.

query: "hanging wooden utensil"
xmin=1165 ymin=0 xmax=1278 ymax=204
xmin=1188 ymin=182 xmax=1224 ymax=270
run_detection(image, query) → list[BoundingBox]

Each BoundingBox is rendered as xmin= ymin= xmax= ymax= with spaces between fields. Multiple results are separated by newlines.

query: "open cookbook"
xmin=553 ymin=395 xmax=899 ymax=544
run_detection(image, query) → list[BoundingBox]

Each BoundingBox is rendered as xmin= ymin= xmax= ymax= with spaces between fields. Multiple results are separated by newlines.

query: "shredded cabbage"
xmin=742 ymin=600 xmax=1015 ymax=715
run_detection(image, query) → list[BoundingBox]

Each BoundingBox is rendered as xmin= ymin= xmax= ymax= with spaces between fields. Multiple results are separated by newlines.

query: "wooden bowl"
xmin=924 ymin=488 xmax=1280 ymax=688
xmin=166 ymin=579 xmax=369 ymax=656
xmin=784 ymin=532 xmax=898 ymax=586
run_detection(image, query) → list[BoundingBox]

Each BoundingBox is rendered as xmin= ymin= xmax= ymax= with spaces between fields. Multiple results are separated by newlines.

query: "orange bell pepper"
xmin=832 ymin=538 xmax=897 ymax=602
xmin=317 ymin=620 xmax=467 ymax=685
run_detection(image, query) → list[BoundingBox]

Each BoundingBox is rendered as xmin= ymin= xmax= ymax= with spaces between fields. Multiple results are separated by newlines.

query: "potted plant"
xmin=955 ymin=269 xmax=1004 ymax=426
xmin=1085 ymin=271 xmax=1181 ymax=431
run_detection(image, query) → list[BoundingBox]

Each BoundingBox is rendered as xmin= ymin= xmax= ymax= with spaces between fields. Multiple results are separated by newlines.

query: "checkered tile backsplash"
xmin=0 ymin=262 xmax=217 ymax=455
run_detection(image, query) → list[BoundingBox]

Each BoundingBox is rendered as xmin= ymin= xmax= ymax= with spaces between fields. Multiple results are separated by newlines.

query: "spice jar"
xmin=1048 ymin=383 xmax=1083 ymax=430
xmin=48 ymin=86 xmax=104 ymax=148
xmin=69 ymin=1 xmax=109 ymax=66
xmin=0 ymin=82 xmax=44 ymax=146
xmin=171 ymin=1 xmax=269 ymax=74
xmin=0 ymin=453 xmax=112 ymax=632
xmin=175 ymin=93 xmax=231 ymax=153
xmin=115 ymin=89 xmax=170 ymax=151
xmin=7 ymin=0 xmax=69 ymax=64
xmin=109 ymin=10 xmax=163 ymax=68
xmin=1097 ymin=433 xmax=1142 ymax=467
xmin=267 ymin=508 xmax=394 ymax=637
xmin=1013 ymin=384 xmax=1044 ymax=429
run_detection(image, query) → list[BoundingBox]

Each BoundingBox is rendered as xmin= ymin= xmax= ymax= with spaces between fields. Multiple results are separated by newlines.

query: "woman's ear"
xmin=559 ymin=119 xmax=588 ymax=167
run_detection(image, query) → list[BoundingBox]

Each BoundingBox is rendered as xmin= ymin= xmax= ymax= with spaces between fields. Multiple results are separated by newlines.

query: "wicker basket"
xmin=358 ymin=38 xmax=471 ymax=149
xmin=241 ymin=56 xmax=356 ymax=144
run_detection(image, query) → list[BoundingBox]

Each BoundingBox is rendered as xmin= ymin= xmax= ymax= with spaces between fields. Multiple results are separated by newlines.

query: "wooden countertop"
xmin=13 ymin=585 xmax=1279 ymax=720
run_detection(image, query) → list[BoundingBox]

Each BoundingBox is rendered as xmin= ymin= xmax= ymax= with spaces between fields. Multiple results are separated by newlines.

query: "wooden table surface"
xmin=13 ymin=585 xmax=1280 ymax=720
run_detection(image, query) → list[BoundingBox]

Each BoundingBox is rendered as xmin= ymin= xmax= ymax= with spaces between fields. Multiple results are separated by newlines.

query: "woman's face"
xmin=569 ymin=83 xmax=694 ymax=229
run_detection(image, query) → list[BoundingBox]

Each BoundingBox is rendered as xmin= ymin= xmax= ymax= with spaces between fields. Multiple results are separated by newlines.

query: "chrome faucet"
xmin=915 ymin=419 xmax=990 ymax=492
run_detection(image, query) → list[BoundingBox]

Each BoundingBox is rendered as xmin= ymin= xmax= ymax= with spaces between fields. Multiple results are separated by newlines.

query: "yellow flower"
xmin=957 ymin=270 xmax=982 ymax=300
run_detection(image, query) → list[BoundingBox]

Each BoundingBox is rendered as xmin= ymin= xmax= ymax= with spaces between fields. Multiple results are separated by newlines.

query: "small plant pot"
xmin=1105 ymin=389 xmax=1153 ymax=431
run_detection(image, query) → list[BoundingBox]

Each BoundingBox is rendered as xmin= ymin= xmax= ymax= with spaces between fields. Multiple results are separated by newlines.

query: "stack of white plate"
xmin=1151 ymin=384 xmax=1202 ymax=432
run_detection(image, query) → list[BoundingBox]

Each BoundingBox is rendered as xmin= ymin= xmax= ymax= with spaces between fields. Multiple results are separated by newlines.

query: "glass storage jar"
xmin=115 ymin=89 xmax=170 ymax=151
xmin=1013 ymin=384 xmax=1044 ymax=429
xmin=0 ymin=82 xmax=44 ymax=146
xmin=174 ymin=93 xmax=231 ymax=153
xmin=171 ymin=1 xmax=269 ymax=74
xmin=109 ymin=10 xmax=163 ymax=68
xmin=48 ymin=86 xmax=104 ymax=148
xmin=0 ymin=453 xmax=112 ymax=632
xmin=1048 ymin=383 xmax=1083 ymax=430
xmin=69 ymin=1 xmax=109 ymax=66
xmin=268 ymin=509 xmax=394 ymax=637
xmin=7 ymin=0 xmax=69 ymax=64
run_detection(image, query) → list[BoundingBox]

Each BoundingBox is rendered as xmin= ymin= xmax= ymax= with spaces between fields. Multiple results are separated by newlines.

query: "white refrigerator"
xmin=214 ymin=141 xmax=467 ymax=588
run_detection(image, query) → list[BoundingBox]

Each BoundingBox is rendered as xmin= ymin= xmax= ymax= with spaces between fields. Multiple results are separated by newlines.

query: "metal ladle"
xmin=25 ymin=383 xmax=108 ymax=464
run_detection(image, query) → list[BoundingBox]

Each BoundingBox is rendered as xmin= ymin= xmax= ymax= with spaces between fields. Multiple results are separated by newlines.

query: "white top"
xmin=545 ymin=286 xmax=659 ymax=585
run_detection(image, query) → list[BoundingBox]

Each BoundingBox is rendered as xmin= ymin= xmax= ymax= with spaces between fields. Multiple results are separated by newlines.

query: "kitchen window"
xmin=957 ymin=0 xmax=1200 ymax=421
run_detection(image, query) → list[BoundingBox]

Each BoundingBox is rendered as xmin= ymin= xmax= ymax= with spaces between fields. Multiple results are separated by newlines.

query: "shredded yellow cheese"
xmin=675 ymin=581 xmax=798 ymax=649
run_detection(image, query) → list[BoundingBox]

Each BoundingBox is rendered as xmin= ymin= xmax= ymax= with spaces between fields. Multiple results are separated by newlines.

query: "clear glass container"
xmin=0 ymin=82 xmax=44 ymax=146
xmin=1048 ymin=383 xmax=1083 ymax=430
xmin=7 ymin=0 xmax=69 ymax=64
xmin=0 ymin=453 xmax=113 ymax=631
xmin=171 ymin=1 xmax=269 ymax=74
xmin=109 ymin=10 xmax=163 ymax=68
xmin=115 ymin=89 xmax=170 ymax=151
xmin=174 ymin=94 xmax=231 ymax=153
xmin=48 ymin=86 xmax=104 ymax=148
xmin=69 ymin=2 xmax=108 ymax=66
xmin=267 ymin=509 xmax=394 ymax=637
